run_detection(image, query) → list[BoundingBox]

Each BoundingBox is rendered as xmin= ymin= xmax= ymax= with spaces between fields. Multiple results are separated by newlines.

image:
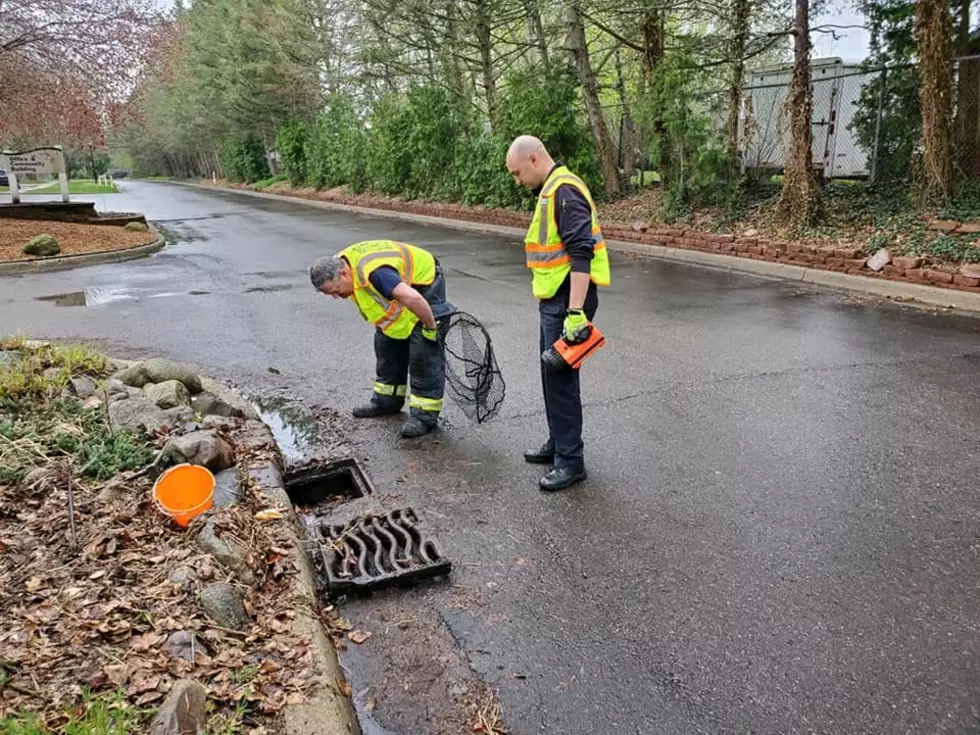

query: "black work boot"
xmin=400 ymin=416 xmax=436 ymax=438
xmin=352 ymin=403 xmax=402 ymax=419
xmin=539 ymin=466 xmax=587 ymax=492
xmin=523 ymin=442 xmax=555 ymax=465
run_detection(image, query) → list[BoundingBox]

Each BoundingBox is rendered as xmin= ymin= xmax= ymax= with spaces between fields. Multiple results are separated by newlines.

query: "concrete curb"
xmin=180 ymin=182 xmax=980 ymax=314
xmin=0 ymin=229 xmax=164 ymax=276
xmin=240 ymin=454 xmax=361 ymax=735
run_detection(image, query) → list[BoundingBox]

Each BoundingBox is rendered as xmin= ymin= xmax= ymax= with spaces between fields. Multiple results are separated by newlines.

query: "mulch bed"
xmin=0 ymin=219 xmax=153 ymax=263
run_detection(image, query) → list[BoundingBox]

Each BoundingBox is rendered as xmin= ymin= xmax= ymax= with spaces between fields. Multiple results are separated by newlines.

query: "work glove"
xmin=562 ymin=308 xmax=590 ymax=344
xmin=422 ymin=326 xmax=439 ymax=342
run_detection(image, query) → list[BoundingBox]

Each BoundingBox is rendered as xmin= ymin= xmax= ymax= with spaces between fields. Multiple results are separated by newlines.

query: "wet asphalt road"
xmin=3 ymin=182 xmax=980 ymax=734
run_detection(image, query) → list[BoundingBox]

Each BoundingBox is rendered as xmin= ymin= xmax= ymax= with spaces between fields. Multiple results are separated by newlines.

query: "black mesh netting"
xmin=441 ymin=310 xmax=505 ymax=423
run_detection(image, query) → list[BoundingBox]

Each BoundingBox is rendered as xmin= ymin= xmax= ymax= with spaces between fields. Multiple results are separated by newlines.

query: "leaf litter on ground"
xmin=0 ymin=344 xmax=318 ymax=730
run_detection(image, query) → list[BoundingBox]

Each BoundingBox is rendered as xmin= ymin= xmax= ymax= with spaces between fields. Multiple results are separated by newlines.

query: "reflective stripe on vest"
xmin=340 ymin=241 xmax=436 ymax=339
xmin=524 ymin=167 xmax=611 ymax=299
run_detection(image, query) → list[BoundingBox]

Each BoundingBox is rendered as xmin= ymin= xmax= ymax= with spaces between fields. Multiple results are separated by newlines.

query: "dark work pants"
xmin=370 ymin=265 xmax=452 ymax=427
xmin=539 ymin=281 xmax=599 ymax=470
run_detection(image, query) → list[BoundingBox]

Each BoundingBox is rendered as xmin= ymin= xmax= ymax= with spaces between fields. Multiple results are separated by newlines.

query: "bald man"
xmin=506 ymin=136 xmax=611 ymax=491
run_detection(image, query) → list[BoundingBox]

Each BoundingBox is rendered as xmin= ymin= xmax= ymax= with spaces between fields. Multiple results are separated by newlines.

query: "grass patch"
xmin=253 ymin=173 xmax=289 ymax=190
xmin=0 ymin=690 xmax=152 ymax=734
xmin=26 ymin=180 xmax=118 ymax=195
xmin=0 ymin=340 xmax=151 ymax=485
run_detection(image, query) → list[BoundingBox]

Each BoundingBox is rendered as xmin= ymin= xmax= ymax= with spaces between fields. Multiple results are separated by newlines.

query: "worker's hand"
xmin=562 ymin=309 xmax=590 ymax=343
xmin=421 ymin=326 xmax=439 ymax=342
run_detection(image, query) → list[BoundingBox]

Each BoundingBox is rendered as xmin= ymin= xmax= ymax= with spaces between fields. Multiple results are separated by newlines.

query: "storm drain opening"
xmin=303 ymin=507 xmax=452 ymax=597
xmin=283 ymin=458 xmax=375 ymax=509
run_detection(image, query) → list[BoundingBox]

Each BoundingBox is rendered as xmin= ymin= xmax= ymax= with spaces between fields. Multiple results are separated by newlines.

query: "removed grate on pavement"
xmin=283 ymin=457 xmax=453 ymax=599
xmin=302 ymin=507 xmax=452 ymax=598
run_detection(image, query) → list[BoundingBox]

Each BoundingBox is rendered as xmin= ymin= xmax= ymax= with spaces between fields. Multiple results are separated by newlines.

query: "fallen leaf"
xmin=26 ymin=577 xmax=44 ymax=593
xmin=88 ymin=570 xmax=107 ymax=580
xmin=104 ymin=664 xmax=129 ymax=687
xmin=336 ymin=679 xmax=352 ymax=697
xmin=254 ymin=509 xmax=284 ymax=522
xmin=285 ymin=691 xmax=304 ymax=705
xmin=349 ymin=630 xmax=372 ymax=645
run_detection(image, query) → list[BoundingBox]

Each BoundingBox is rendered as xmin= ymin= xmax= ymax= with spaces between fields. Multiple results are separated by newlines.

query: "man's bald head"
xmin=506 ymin=135 xmax=555 ymax=190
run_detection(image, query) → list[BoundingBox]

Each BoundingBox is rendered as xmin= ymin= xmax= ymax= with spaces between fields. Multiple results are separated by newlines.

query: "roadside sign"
xmin=0 ymin=146 xmax=70 ymax=204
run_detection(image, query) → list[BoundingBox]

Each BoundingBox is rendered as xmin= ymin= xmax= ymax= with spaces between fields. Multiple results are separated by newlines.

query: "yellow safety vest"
xmin=340 ymin=240 xmax=437 ymax=340
xmin=524 ymin=165 xmax=611 ymax=300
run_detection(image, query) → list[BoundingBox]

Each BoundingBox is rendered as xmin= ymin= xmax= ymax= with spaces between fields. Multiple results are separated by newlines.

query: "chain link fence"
xmin=738 ymin=55 xmax=980 ymax=185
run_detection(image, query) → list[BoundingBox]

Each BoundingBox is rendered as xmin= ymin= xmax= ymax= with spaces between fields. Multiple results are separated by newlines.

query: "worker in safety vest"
xmin=309 ymin=240 xmax=454 ymax=438
xmin=506 ymin=135 xmax=611 ymax=491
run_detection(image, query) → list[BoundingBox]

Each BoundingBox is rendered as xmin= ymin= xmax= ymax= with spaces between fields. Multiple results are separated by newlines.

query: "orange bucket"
xmin=153 ymin=464 xmax=215 ymax=527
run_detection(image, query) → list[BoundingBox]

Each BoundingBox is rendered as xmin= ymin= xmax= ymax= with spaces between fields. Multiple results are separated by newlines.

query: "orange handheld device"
xmin=541 ymin=325 xmax=606 ymax=371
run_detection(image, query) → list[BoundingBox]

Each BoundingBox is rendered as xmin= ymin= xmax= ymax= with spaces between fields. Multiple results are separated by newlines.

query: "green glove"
xmin=562 ymin=309 xmax=590 ymax=343
xmin=422 ymin=326 xmax=439 ymax=342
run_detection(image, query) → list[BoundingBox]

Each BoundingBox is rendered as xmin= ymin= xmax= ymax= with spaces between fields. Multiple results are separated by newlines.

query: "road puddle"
xmin=35 ymin=288 xmax=135 ymax=307
xmin=248 ymin=395 xmax=321 ymax=462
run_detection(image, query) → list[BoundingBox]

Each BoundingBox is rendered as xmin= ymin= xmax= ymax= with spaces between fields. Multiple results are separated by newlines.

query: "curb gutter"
xmin=180 ymin=182 xmax=980 ymax=314
xmin=0 ymin=229 xmax=164 ymax=276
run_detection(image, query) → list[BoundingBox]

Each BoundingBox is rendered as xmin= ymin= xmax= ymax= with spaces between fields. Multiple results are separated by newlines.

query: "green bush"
xmin=455 ymin=133 xmax=529 ymax=209
xmin=364 ymin=94 xmax=414 ymax=195
xmin=306 ymin=95 xmax=368 ymax=191
xmin=276 ymin=121 xmax=310 ymax=186
xmin=220 ymin=135 xmax=270 ymax=183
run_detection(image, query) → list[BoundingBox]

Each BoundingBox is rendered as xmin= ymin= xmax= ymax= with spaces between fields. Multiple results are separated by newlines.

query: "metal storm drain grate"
xmin=303 ymin=507 xmax=452 ymax=597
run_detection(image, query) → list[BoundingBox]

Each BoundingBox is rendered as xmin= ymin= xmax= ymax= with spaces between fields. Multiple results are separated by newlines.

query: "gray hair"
xmin=309 ymin=256 xmax=345 ymax=289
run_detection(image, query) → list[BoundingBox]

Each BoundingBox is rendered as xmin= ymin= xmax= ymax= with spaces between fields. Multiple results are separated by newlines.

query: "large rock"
xmin=115 ymin=358 xmax=202 ymax=393
xmin=143 ymin=358 xmax=202 ymax=393
xmin=213 ymin=468 xmax=243 ymax=508
xmin=164 ymin=430 xmax=234 ymax=471
xmin=191 ymin=392 xmax=244 ymax=418
xmin=196 ymin=520 xmax=255 ymax=585
xmin=867 ymin=248 xmax=892 ymax=272
xmin=150 ymin=679 xmax=207 ymax=735
xmin=164 ymin=406 xmax=195 ymax=425
xmin=146 ymin=380 xmax=191 ymax=409
xmin=69 ymin=375 xmax=98 ymax=399
xmin=125 ymin=221 xmax=149 ymax=232
xmin=109 ymin=395 xmax=174 ymax=433
xmin=199 ymin=583 xmax=249 ymax=631
xmin=23 ymin=234 xmax=60 ymax=257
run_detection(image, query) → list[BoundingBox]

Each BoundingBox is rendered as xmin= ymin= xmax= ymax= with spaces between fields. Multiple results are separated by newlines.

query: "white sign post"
xmin=0 ymin=146 xmax=69 ymax=204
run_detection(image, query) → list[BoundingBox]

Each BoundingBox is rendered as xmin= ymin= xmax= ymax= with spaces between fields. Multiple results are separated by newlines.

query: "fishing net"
xmin=440 ymin=310 xmax=505 ymax=423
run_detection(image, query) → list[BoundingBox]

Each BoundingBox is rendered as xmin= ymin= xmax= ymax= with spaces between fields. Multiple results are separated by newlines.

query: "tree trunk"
xmin=778 ymin=0 xmax=820 ymax=227
xmin=726 ymin=0 xmax=750 ymax=175
xmin=564 ymin=0 xmax=621 ymax=194
xmin=615 ymin=48 xmax=636 ymax=187
xmin=638 ymin=3 xmax=668 ymax=187
xmin=523 ymin=0 xmax=549 ymax=65
xmin=915 ymin=0 xmax=955 ymax=200
xmin=953 ymin=0 xmax=979 ymax=179
xmin=473 ymin=0 xmax=498 ymax=129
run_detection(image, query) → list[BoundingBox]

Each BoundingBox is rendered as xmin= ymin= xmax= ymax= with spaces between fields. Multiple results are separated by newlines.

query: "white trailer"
xmin=740 ymin=57 xmax=879 ymax=179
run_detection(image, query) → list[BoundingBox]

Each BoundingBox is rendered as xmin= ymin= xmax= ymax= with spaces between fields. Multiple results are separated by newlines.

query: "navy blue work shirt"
xmin=537 ymin=162 xmax=596 ymax=274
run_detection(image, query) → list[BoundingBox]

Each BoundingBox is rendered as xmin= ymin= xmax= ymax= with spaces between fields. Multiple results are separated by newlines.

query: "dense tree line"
xmin=110 ymin=0 xmax=976 ymax=224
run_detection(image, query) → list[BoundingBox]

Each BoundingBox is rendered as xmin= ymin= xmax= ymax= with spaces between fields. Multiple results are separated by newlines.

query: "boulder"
xmin=164 ymin=406 xmax=196 ymax=424
xmin=196 ymin=520 xmax=255 ymax=585
xmin=22 ymin=234 xmax=60 ymax=257
xmin=69 ymin=375 xmax=98 ymax=399
xmin=108 ymin=395 xmax=174 ymax=433
xmin=146 ymin=380 xmax=191 ymax=409
xmin=125 ymin=221 xmax=149 ymax=232
xmin=164 ymin=430 xmax=234 ymax=471
xmin=191 ymin=392 xmax=244 ymax=418
xmin=199 ymin=583 xmax=249 ymax=631
xmin=150 ymin=679 xmax=207 ymax=735
xmin=143 ymin=358 xmax=202 ymax=393
xmin=114 ymin=358 xmax=202 ymax=394
xmin=213 ymin=468 xmax=242 ymax=508
xmin=960 ymin=263 xmax=980 ymax=278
